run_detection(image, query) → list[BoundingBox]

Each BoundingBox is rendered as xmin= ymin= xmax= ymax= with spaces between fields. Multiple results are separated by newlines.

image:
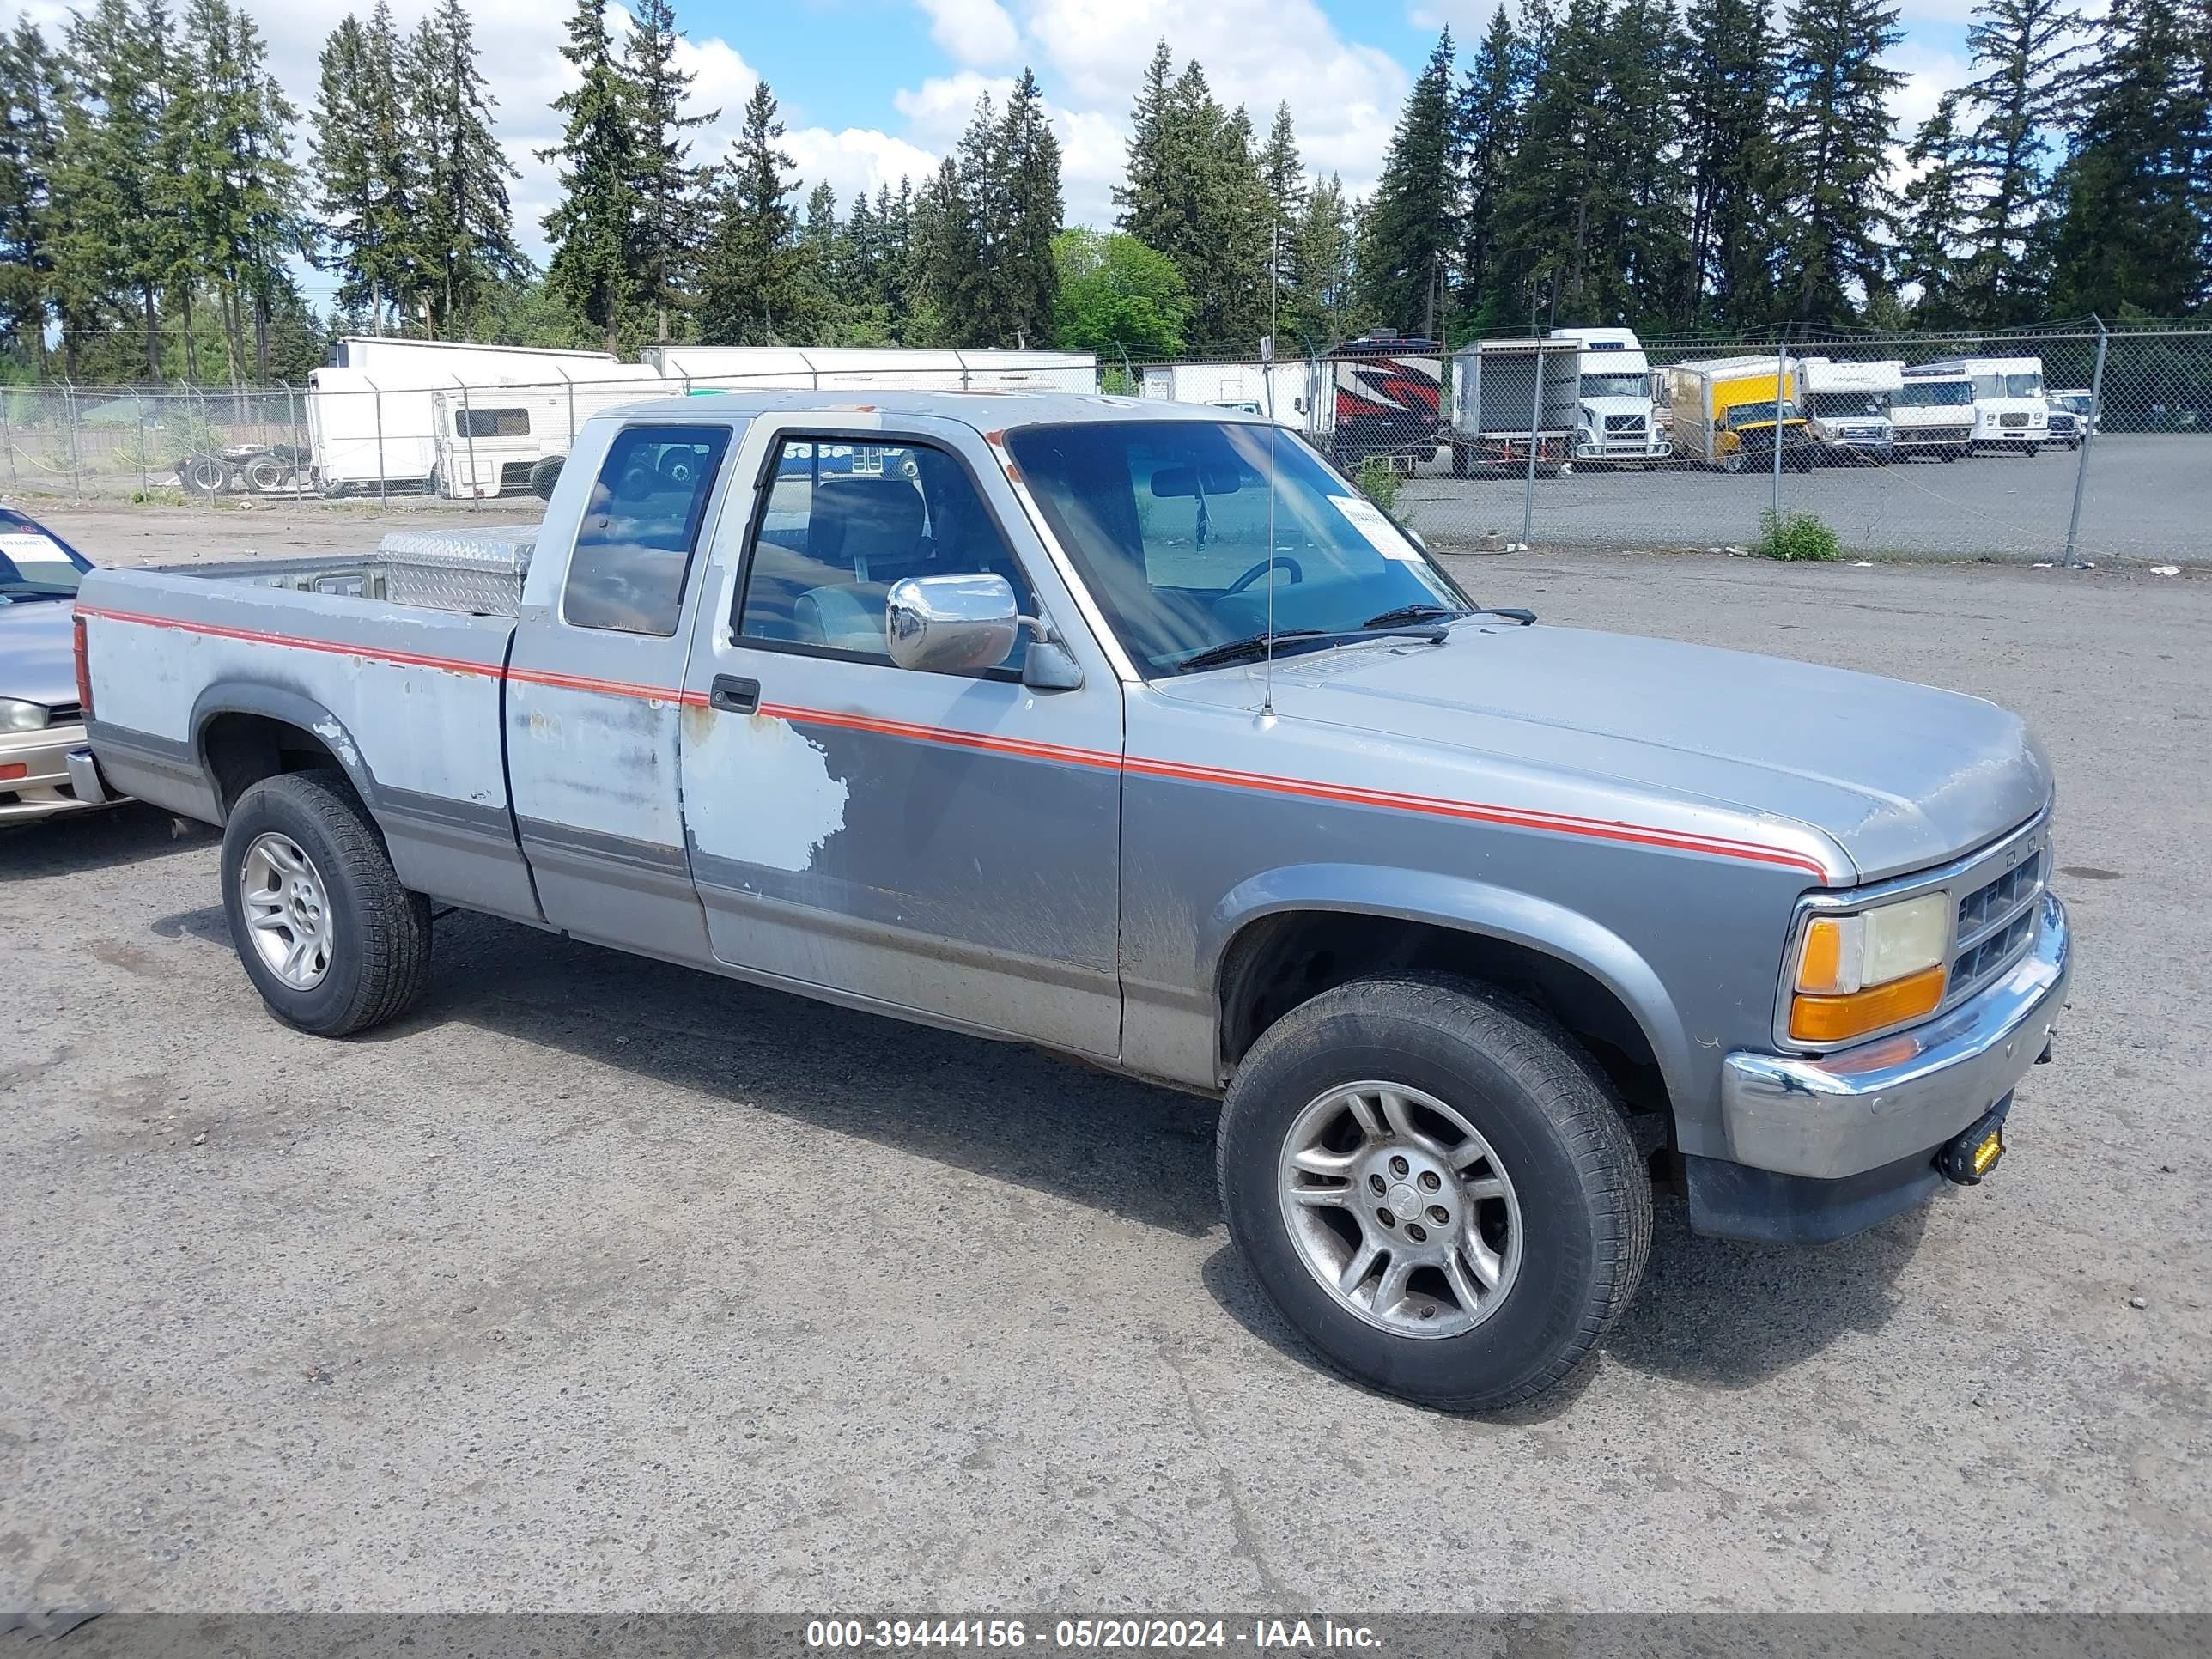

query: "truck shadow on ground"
xmin=144 ymin=897 xmax=1929 ymax=1398
xmin=1202 ymin=1195 xmax=1928 ymax=1417
xmin=0 ymin=802 xmax=210 ymax=882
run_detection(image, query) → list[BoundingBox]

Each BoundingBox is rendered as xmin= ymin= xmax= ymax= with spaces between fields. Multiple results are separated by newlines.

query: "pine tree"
xmin=1492 ymin=0 xmax=1607 ymax=330
xmin=1259 ymin=101 xmax=1305 ymax=301
xmin=409 ymin=0 xmax=525 ymax=338
xmin=700 ymin=79 xmax=800 ymax=344
xmin=0 ymin=22 xmax=62 ymax=363
xmin=1603 ymin=0 xmax=1694 ymax=327
xmin=1772 ymin=0 xmax=1905 ymax=323
xmin=624 ymin=0 xmax=716 ymax=343
xmin=2050 ymin=0 xmax=2203 ymax=317
xmin=996 ymin=68 xmax=1064 ymax=348
xmin=1114 ymin=45 xmax=1269 ymax=352
xmin=1948 ymin=0 xmax=2086 ymax=321
xmin=59 ymin=0 xmax=175 ymax=377
xmin=1453 ymin=9 xmax=1518 ymax=332
xmin=313 ymin=4 xmax=422 ymax=333
xmin=1357 ymin=30 xmax=1458 ymax=337
xmin=1894 ymin=94 xmax=1973 ymax=324
xmin=1286 ymin=172 xmax=1358 ymax=346
xmin=538 ymin=0 xmax=640 ymax=353
xmin=1680 ymin=0 xmax=1783 ymax=325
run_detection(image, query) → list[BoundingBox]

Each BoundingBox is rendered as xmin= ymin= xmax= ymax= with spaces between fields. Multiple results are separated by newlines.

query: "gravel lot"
xmin=3 ymin=530 xmax=2208 ymax=1614
xmin=1401 ymin=433 xmax=2210 ymax=564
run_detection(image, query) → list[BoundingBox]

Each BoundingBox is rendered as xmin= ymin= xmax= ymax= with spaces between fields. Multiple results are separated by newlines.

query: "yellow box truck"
xmin=1664 ymin=356 xmax=1817 ymax=473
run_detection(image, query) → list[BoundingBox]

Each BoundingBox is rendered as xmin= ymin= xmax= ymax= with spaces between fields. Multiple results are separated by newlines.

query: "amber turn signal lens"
xmin=1789 ymin=963 xmax=1948 ymax=1044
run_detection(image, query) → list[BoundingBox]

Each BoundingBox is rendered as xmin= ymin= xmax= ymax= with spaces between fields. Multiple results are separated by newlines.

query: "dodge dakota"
xmin=70 ymin=391 xmax=2071 ymax=1409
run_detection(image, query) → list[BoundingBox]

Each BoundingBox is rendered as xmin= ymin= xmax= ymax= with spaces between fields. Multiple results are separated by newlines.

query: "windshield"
xmin=1895 ymin=380 xmax=1972 ymax=407
xmin=1810 ymin=392 xmax=1887 ymax=418
xmin=1002 ymin=420 xmax=1470 ymax=676
xmin=1728 ymin=401 xmax=1800 ymax=427
xmin=2055 ymin=394 xmax=2092 ymax=416
xmin=1581 ymin=373 xmax=1647 ymax=399
xmin=0 ymin=521 xmax=88 ymax=601
xmin=2004 ymin=373 xmax=2044 ymax=398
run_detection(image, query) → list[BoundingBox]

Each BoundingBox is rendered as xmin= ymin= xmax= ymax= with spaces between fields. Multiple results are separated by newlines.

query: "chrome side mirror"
xmin=885 ymin=574 xmax=1022 ymax=675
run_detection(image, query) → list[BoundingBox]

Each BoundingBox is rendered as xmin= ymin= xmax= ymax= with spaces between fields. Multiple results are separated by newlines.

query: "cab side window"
xmin=736 ymin=438 xmax=1034 ymax=667
xmin=563 ymin=425 xmax=732 ymax=635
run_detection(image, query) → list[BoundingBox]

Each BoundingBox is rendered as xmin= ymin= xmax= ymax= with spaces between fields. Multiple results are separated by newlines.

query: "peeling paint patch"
xmin=311 ymin=716 xmax=361 ymax=770
xmin=687 ymin=713 xmax=848 ymax=872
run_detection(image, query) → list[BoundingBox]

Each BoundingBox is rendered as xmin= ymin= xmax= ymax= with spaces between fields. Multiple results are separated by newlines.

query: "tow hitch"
xmin=1938 ymin=1095 xmax=2013 ymax=1185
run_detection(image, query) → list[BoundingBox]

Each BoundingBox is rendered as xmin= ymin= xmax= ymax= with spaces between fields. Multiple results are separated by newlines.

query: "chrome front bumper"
xmin=0 ymin=721 xmax=101 ymax=822
xmin=1720 ymin=893 xmax=2070 ymax=1180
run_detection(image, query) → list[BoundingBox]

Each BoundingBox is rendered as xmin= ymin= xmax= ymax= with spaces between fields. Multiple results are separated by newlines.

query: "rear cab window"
xmin=562 ymin=425 xmax=732 ymax=635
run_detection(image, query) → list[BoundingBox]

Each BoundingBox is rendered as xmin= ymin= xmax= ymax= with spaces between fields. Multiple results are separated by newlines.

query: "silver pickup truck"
xmin=71 ymin=391 xmax=2071 ymax=1409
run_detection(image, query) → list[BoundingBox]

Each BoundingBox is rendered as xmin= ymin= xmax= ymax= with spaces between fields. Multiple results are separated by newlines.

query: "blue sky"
xmin=3 ymin=0 xmax=1991 ymax=295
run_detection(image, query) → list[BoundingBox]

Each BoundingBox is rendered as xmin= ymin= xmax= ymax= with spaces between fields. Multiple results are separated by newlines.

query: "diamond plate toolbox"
xmin=374 ymin=525 xmax=537 ymax=615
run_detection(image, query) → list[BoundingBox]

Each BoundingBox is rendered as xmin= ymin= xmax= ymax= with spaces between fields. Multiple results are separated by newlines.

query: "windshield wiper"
xmin=1360 ymin=603 xmax=1471 ymax=629
xmin=1175 ymin=625 xmax=1449 ymax=674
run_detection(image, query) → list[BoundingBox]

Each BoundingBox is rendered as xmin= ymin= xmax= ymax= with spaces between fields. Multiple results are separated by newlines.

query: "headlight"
xmin=1788 ymin=892 xmax=1951 ymax=1043
xmin=0 ymin=697 xmax=49 ymax=732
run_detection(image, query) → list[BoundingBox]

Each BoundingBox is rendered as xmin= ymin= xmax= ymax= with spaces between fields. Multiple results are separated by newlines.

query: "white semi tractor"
xmin=1548 ymin=327 xmax=1670 ymax=465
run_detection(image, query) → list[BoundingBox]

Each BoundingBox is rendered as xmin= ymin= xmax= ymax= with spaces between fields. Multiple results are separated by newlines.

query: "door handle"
xmin=710 ymin=674 xmax=760 ymax=714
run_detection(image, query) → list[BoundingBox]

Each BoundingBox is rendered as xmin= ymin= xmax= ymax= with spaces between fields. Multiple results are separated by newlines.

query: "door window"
xmin=736 ymin=437 xmax=1034 ymax=667
xmin=562 ymin=425 xmax=732 ymax=635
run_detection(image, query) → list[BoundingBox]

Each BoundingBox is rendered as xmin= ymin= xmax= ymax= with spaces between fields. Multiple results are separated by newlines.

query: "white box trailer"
xmin=1548 ymin=326 xmax=1670 ymax=464
xmin=641 ymin=345 xmax=1098 ymax=394
xmin=1137 ymin=361 xmax=1310 ymax=427
xmin=1447 ymin=338 xmax=1580 ymax=476
xmin=305 ymin=339 xmax=659 ymax=497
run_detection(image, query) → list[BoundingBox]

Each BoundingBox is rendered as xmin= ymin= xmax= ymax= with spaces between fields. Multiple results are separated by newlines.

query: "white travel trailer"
xmin=1892 ymin=363 xmax=1977 ymax=460
xmin=305 ymin=339 xmax=661 ymax=496
xmin=1137 ymin=361 xmax=1310 ymax=428
xmin=1547 ymin=326 xmax=1670 ymax=464
xmin=1798 ymin=356 xmax=1903 ymax=461
xmin=640 ymin=345 xmax=1097 ymax=394
xmin=1917 ymin=355 xmax=2050 ymax=453
xmin=428 ymin=376 xmax=674 ymax=500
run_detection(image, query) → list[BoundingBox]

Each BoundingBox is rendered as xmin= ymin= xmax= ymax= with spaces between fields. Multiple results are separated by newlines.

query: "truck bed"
xmin=75 ymin=526 xmax=544 ymax=926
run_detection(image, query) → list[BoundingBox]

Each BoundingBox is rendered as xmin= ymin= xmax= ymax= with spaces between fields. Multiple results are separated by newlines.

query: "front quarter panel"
xmin=1117 ymin=685 xmax=1821 ymax=1158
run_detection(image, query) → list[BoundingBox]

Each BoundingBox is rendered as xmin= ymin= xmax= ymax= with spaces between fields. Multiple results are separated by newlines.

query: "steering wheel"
xmin=1226 ymin=555 xmax=1304 ymax=595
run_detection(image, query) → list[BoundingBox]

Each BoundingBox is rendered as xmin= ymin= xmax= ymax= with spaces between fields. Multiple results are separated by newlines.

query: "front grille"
xmin=1949 ymin=848 xmax=2045 ymax=1004
xmin=44 ymin=702 xmax=82 ymax=725
xmin=2000 ymin=413 xmax=2030 ymax=428
xmin=1603 ymin=415 xmax=1644 ymax=435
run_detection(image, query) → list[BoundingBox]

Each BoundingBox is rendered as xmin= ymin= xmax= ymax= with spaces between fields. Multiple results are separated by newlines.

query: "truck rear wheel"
xmin=1217 ymin=975 xmax=1650 ymax=1412
xmin=220 ymin=771 xmax=432 ymax=1037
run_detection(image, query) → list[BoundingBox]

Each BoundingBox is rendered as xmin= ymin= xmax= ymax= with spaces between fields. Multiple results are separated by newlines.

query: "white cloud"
xmin=915 ymin=0 xmax=1023 ymax=66
xmin=1407 ymin=1 xmax=1509 ymax=31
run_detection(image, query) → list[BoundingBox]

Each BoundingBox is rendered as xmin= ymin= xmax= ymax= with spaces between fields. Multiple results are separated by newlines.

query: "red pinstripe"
xmin=78 ymin=604 xmax=1833 ymax=878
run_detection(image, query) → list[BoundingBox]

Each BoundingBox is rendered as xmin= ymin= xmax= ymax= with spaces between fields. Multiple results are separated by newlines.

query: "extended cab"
xmin=71 ymin=392 xmax=2072 ymax=1410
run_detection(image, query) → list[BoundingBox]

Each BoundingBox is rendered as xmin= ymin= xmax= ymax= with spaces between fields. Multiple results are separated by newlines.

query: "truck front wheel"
xmin=220 ymin=772 xmax=433 ymax=1037
xmin=1217 ymin=975 xmax=1650 ymax=1412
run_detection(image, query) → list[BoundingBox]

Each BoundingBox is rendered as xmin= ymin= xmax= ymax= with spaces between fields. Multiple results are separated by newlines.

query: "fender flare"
xmin=190 ymin=682 xmax=382 ymax=821
xmin=1201 ymin=862 xmax=1695 ymax=1107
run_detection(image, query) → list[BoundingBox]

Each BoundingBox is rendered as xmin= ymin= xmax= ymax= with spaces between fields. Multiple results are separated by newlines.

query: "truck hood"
xmin=0 ymin=598 xmax=79 ymax=710
xmin=1580 ymin=397 xmax=1650 ymax=418
xmin=1161 ymin=623 xmax=2051 ymax=883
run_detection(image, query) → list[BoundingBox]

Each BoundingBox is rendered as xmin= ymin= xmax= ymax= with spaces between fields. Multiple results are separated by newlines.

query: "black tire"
xmin=1217 ymin=975 xmax=1651 ymax=1412
xmin=179 ymin=455 xmax=228 ymax=496
xmin=529 ymin=454 xmax=566 ymax=500
xmin=244 ymin=454 xmax=289 ymax=493
xmin=220 ymin=771 xmax=433 ymax=1037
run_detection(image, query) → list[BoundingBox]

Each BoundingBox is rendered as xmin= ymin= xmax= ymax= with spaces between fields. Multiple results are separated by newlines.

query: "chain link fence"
xmin=2 ymin=326 xmax=2203 ymax=565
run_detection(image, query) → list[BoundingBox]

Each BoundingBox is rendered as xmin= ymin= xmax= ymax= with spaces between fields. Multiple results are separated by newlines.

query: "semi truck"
xmin=66 ymin=387 xmax=2071 ymax=1413
xmin=1549 ymin=327 xmax=1670 ymax=465
xmin=1447 ymin=338 xmax=1579 ymax=477
xmin=1662 ymin=356 xmax=1817 ymax=474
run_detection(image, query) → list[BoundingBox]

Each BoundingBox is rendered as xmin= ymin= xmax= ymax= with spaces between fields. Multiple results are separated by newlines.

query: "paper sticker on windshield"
xmin=1329 ymin=495 xmax=1420 ymax=561
xmin=0 ymin=532 xmax=66 ymax=562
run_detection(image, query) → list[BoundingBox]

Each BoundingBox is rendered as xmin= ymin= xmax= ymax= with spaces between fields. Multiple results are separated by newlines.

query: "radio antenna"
xmin=1262 ymin=232 xmax=1280 ymax=717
